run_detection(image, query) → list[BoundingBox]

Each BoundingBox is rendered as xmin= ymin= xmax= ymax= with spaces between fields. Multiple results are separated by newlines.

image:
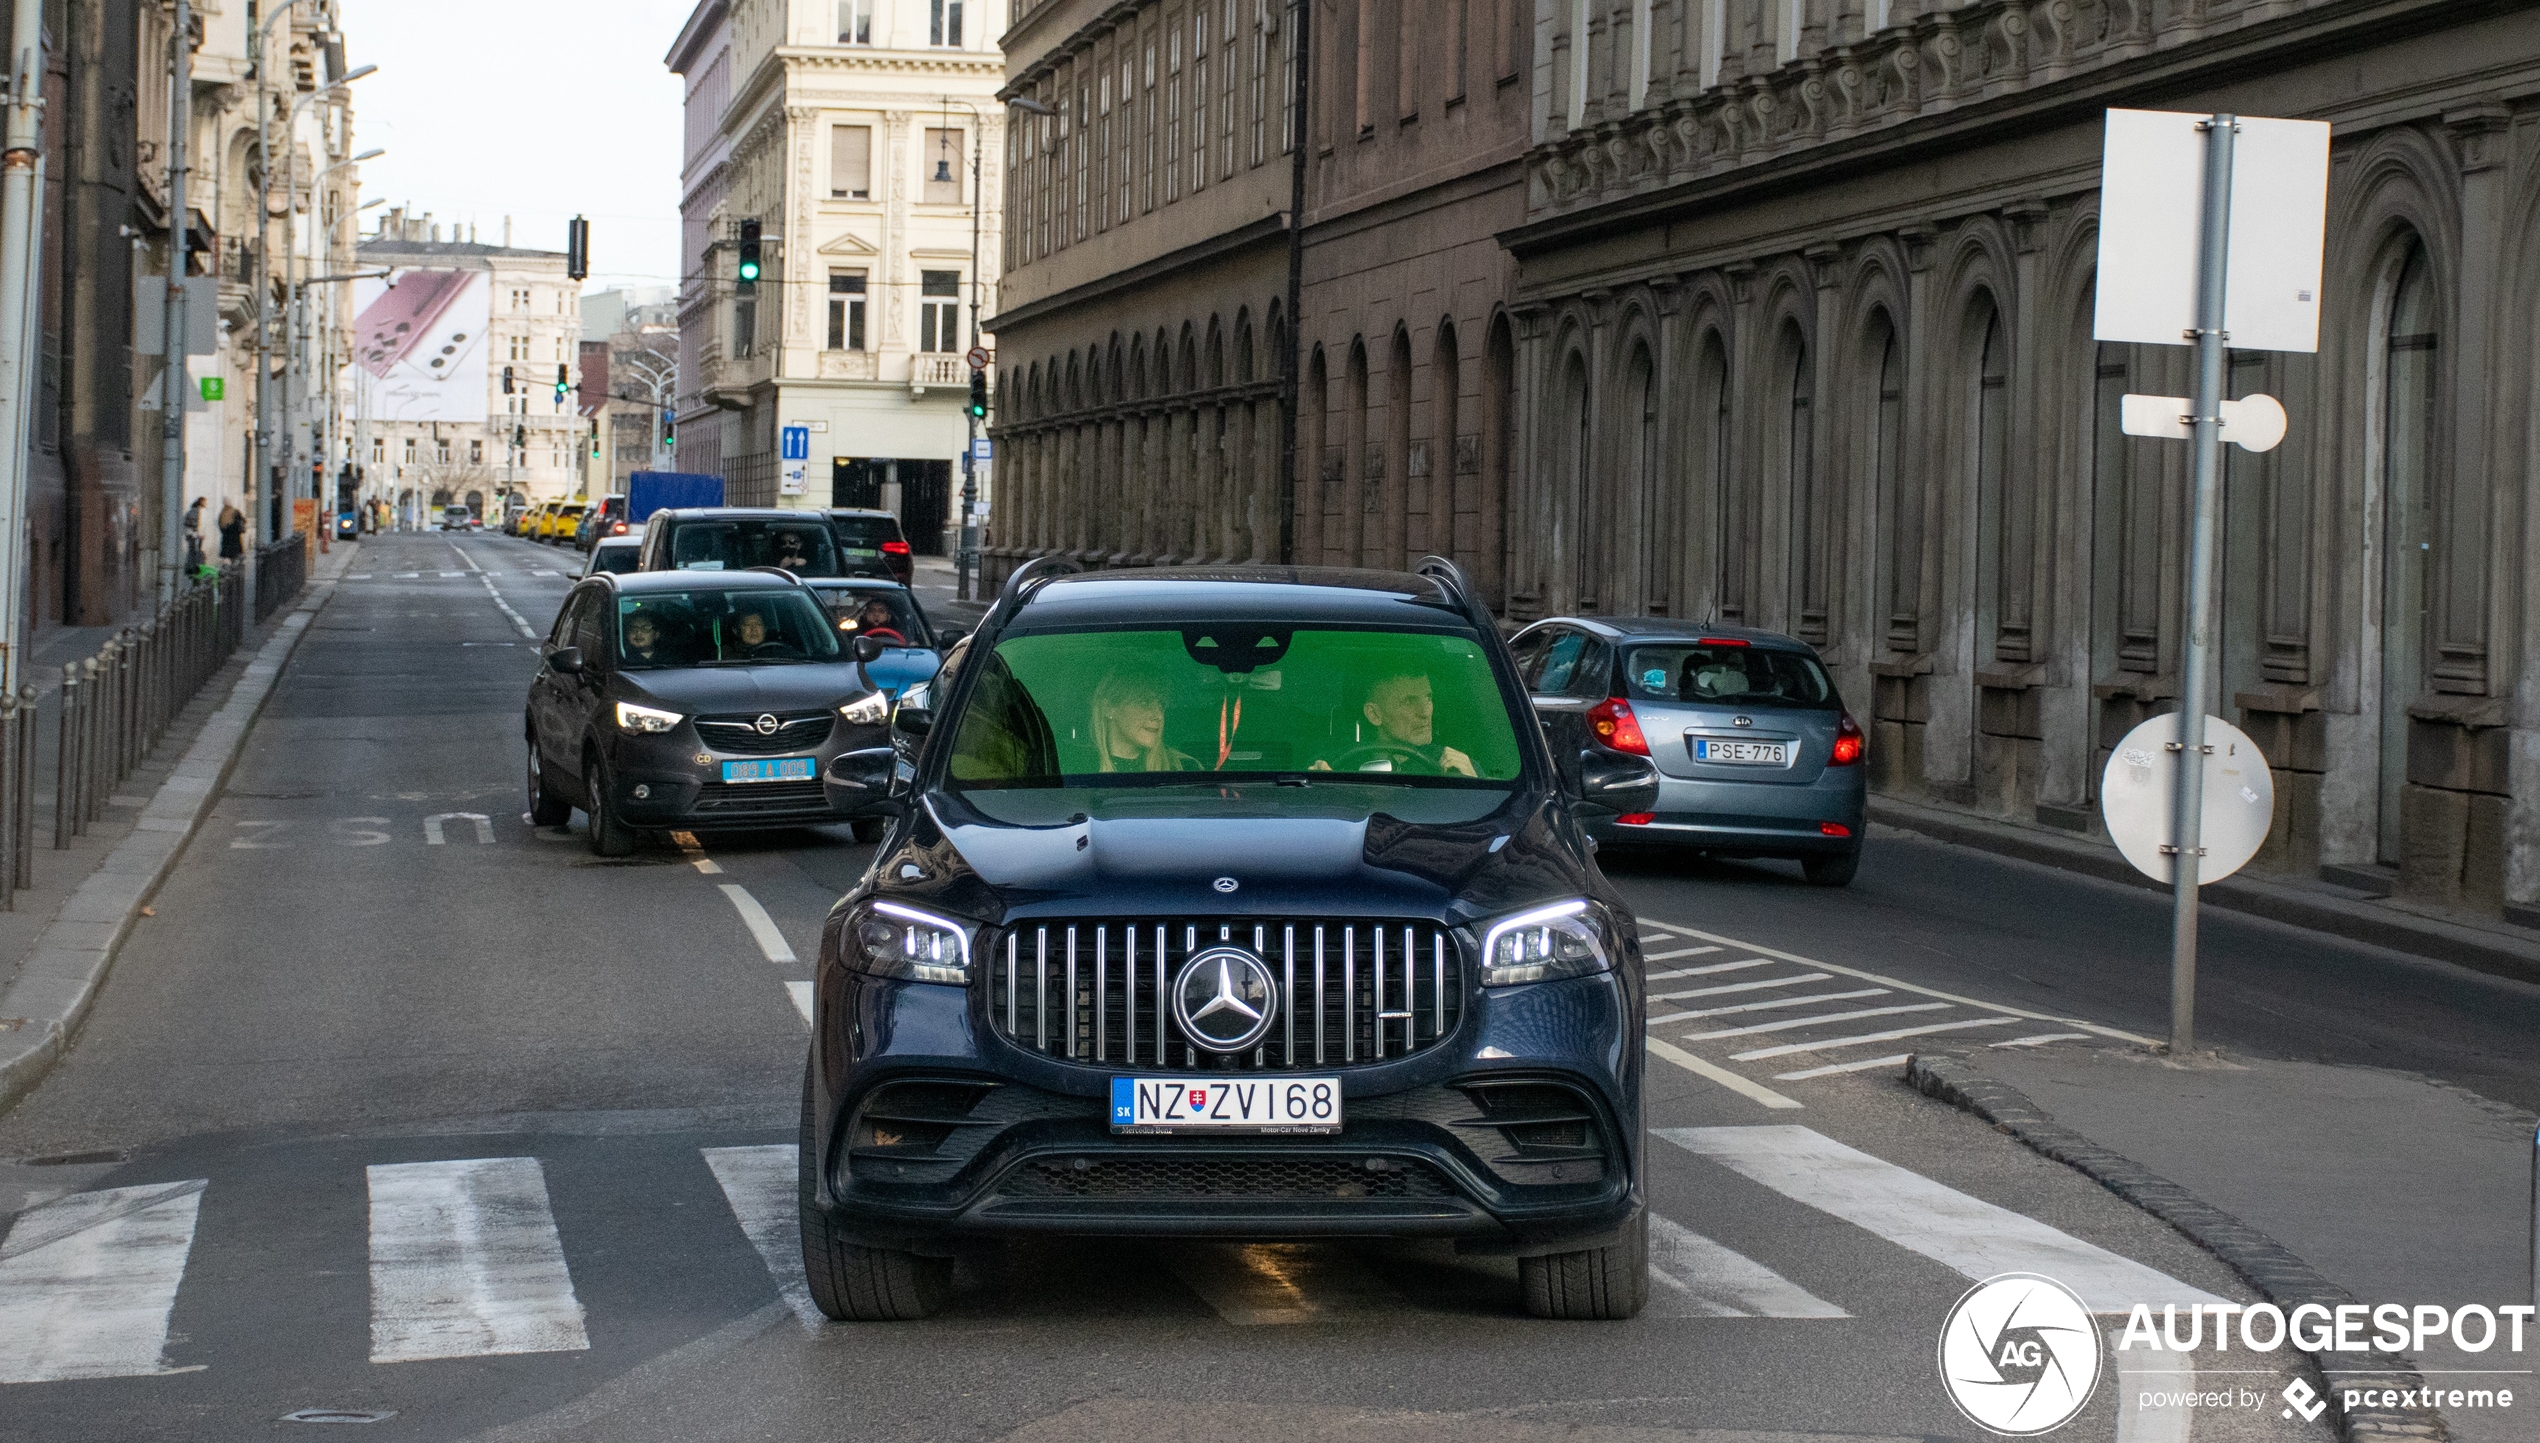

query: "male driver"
xmin=1355 ymin=671 xmax=1476 ymax=777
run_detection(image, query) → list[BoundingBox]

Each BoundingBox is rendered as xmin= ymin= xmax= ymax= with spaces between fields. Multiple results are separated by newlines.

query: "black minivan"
xmin=638 ymin=507 xmax=847 ymax=577
xmin=800 ymin=559 xmax=1660 ymax=1321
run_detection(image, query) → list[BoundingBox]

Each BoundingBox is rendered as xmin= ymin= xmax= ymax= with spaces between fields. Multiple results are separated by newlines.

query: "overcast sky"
xmin=338 ymin=0 xmax=696 ymax=295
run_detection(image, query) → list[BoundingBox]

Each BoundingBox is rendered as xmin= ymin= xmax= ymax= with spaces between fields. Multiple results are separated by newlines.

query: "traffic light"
xmin=589 ymin=420 xmax=600 ymax=458
xmin=501 ymin=365 xmax=514 ymax=395
xmin=554 ymin=365 xmax=568 ymax=406
xmin=513 ymin=424 xmax=526 ymax=450
xmin=736 ymin=218 xmax=761 ymax=291
xmin=661 ymin=409 xmax=674 ymax=449
xmin=566 ymin=215 xmax=590 ymax=281
xmin=966 ymin=369 xmax=988 ymax=421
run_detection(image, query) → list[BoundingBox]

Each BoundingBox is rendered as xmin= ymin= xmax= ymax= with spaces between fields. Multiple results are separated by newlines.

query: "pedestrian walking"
xmin=217 ymin=500 xmax=246 ymax=561
xmin=183 ymin=496 xmax=207 ymax=572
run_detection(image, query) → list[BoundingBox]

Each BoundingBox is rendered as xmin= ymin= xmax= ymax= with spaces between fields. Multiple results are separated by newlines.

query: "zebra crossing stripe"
xmin=367 ymin=1158 xmax=590 ymax=1363
xmin=1656 ymin=1126 xmax=2224 ymax=1312
xmin=1646 ymin=1214 xmax=1847 ymax=1318
xmin=1681 ymin=1001 xmax=1951 ymax=1041
xmin=0 ymin=1180 xmax=207 ymax=1384
xmin=701 ymin=1146 xmax=824 ymax=1330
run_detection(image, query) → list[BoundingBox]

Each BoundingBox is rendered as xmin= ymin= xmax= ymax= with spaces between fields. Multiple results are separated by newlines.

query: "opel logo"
xmin=1733 ymin=716 xmax=1753 ymax=728
xmin=1173 ymin=948 xmax=1278 ymax=1054
xmin=1212 ymin=876 xmax=1239 ymax=894
xmin=754 ymin=713 xmax=781 ymax=735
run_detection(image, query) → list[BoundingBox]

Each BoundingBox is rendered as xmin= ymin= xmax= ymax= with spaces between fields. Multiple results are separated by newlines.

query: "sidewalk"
xmin=1870 ymin=792 xmax=2540 ymax=988
xmin=1916 ymin=1045 xmax=2531 ymax=1443
xmin=0 ymin=542 xmax=356 ymax=1116
xmin=909 ymin=553 xmax=988 ymax=631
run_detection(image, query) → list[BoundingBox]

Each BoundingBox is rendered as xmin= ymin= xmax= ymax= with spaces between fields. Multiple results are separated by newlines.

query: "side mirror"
xmin=548 ymin=646 xmax=583 ymax=675
xmin=892 ymin=682 xmax=934 ymax=739
xmin=852 ymin=633 xmax=886 ymax=665
xmin=1575 ymin=748 xmax=1660 ymax=818
xmin=824 ymin=747 xmax=904 ymax=814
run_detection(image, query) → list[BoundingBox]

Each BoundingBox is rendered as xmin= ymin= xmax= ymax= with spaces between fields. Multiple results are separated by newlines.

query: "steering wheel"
xmin=746 ymin=641 xmax=804 ymax=660
xmin=1325 ymin=741 xmax=1426 ymax=774
xmin=858 ymin=626 xmax=908 ymax=647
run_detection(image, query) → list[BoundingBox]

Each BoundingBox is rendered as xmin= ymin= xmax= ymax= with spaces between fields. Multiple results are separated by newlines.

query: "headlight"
xmin=846 ymin=901 xmax=971 ymax=984
xmin=840 ymin=692 xmax=891 ymax=725
xmin=613 ymin=701 xmax=683 ymax=734
xmin=1478 ymin=899 xmax=1611 ymax=986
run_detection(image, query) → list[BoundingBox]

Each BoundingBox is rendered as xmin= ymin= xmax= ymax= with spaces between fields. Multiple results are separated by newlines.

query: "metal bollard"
xmin=13 ymin=687 xmax=30 ymax=886
xmin=54 ymin=662 xmax=76 ymax=847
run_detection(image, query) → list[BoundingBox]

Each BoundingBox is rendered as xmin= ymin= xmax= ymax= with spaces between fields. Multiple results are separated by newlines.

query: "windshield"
xmin=945 ymin=626 xmax=1521 ymax=789
xmin=1622 ymin=643 xmax=1836 ymax=710
xmin=587 ymin=545 xmax=641 ymax=576
xmin=614 ymin=589 xmax=843 ymax=668
xmin=669 ymin=518 xmax=841 ymax=576
xmin=808 ymin=584 xmax=923 ymax=644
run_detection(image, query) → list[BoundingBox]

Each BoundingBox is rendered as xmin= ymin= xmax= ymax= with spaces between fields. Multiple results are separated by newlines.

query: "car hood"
xmin=879 ymin=791 xmax=1595 ymax=926
xmin=619 ymin=661 xmax=869 ymax=714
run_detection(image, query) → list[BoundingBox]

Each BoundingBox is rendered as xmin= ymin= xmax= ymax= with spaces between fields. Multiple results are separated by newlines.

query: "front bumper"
xmin=600 ymin=720 xmax=894 ymax=829
xmin=807 ymin=970 xmax=1643 ymax=1256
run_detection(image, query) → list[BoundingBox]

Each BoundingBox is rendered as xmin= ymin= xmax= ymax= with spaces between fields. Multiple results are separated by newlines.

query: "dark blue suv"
xmin=800 ymin=559 xmax=1660 ymax=1321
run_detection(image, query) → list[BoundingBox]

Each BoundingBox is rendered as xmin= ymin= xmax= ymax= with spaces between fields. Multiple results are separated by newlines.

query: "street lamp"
xmin=290 ymin=146 xmax=382 ymax=530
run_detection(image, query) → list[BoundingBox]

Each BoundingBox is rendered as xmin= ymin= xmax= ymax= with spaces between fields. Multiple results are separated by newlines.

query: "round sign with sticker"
xmin=2099 ymin=713 xmax=2274 ymax=885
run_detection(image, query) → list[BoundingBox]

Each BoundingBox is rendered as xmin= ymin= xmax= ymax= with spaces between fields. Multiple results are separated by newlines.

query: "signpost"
xmin=2093 ymin=109 xmax=2330 ymax=1056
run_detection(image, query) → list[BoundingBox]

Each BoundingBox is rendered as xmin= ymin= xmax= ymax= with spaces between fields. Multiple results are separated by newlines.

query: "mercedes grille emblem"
xmin=754 ymin=713 xmax=781 ymax=735
xmin=1212 ymin=876 xmax=1239 ymax=894
xmin=1172 ymin=948 xmax=1278 ymax=1054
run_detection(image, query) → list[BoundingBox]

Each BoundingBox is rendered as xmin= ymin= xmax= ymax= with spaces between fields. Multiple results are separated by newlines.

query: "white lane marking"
xmin=1683 ymin=1002 xmax=1952 ymax=1041
xmin=367 ymin=1158 xmax=591 ymax=1363
xmin=451 ymin=542 xmax=539 ymax=640
xmin=2114 ymin=1329 xmax=2195 ymax=1443
xmin=1652 ymin=972 xmax=1831 ymax=1003
xmin=1646 ymin=1214 xmax=1848 ymax=1318
xmin=1645 ymin=922 xmax=2157 ymax=1046
xmin=393 ymin=572 xmax=419 ymax=578
xmin=437 ymin=571 xmax=466 ymax=578
xmin=1642 ymin=944 xmax=1723 ymax=962
xmin=1773 ymin=1054 xmax=1914 ymax=1081
xmin=1638 ymin=921 xmax=1689 ymax=936
xmin=693 ymin=858 xmax=723 ymax=874
xmin=1164 ymin=1243 xmax=1406 ymax=1325
xmin=701 ymin=1146 xmax=824 ymax=1331
xmin=1731 ymin=1015 xmax=2018 ymax=1061
xmin=349 ymin=573 xmax=373 ymax=579
xmin=785 ymin=981 xmax=814 ymax=1026
xmin=1646 ymin=1036 xmax=1802 ymax=1110
xmin=1668 ymin=988 xmax=1891 ymax=1021
xmin=1651 ymin=957 xmax=1779 ymax=981
xmin=422 ymin=812 xmax=494 ymax=845
xmin=1657 ymin=1126 xmax=2226 ymax=1312
xmin=719 ymin=885 xmax=797 ymax=964
xmin=1994 ymin=1032 xmax=2091 ymax=1048
xmin=0 ymin=1180 xmax=207 ymax=1383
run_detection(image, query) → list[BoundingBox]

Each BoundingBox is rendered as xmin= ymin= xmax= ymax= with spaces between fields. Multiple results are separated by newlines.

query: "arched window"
xmin=1866 ymin=316 xmax=1911 ymax=650
xmin=2377 ymin=238 xmax=2437 ymax=863
xmin=1779 ymin=324 xmax=1821 ymax=642
xmin=1300 ymin=343 xmax=1329 ymax=563
xmin=1973 ymin=304 xmax=2018 ymax=661
xmin=1478 ymin=314 xmax=1514 ymax=608
xmin=1624 ymin=344 xmax=1658 ymax=615
xmin=1345 ymin=339 xmax=1371 ymax=566
xmin=1432 ymin=322 xmax=1461 ymax=563
xmin=1693 ymin=331 xmax=1735 ymax=621
xmin=1558 ymin=352 xmax=1590 ymax=608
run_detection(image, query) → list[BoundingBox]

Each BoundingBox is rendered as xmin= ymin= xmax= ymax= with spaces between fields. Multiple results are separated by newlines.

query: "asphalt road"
xmin=0 ymin=531 xmax=2471 ymax=1440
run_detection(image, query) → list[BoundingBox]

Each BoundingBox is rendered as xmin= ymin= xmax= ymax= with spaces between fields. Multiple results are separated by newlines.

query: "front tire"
xmin=1520 ymin=1209 xmax=1648 ymax=1320
xmin=583 ymin=757 xmax=636 ymax=857
xmin=1802 ymin=847 xmax=1861 ymax=887
xmin=798 ymin=1060 xmax=950 ymax=1321
xmin=526 ymin=733 xmax=571 ymax=827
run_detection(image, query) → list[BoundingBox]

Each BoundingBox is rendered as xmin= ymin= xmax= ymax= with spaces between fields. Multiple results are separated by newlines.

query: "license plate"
xmin=720 ymin=757 xmax=816 ymax=783
xmin=1110 ymin=1076 xmax=1342 ymax=1134
xmin=1693 ymin=739 xmax=1788 ymax=766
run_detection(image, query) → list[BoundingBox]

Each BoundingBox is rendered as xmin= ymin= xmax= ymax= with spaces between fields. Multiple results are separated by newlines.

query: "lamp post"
xmin=288 ymin=147 xmax=380 ymax=540
xmin=934 ymin=96 xmax=993 ymax=602
xmin=248 ymin=0 xmax=306 ymax=577
xmin=275 ymin=72 xmax=373 ymax=548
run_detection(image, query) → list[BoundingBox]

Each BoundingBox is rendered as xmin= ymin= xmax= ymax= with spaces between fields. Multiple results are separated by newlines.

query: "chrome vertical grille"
xmin=991 ymin=918 xmax=1463 ymax=1070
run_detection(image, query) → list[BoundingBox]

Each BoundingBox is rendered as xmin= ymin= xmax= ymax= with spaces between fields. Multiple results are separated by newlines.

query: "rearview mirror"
xmin=548 ymin=646 xmax=583 ymax=675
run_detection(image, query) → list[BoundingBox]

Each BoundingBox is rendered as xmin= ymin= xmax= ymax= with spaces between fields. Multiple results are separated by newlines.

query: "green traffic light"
xmin=738 ymin=259 xmax=760 ymax=281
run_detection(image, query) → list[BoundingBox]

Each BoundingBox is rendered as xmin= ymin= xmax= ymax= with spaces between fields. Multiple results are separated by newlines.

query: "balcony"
xmin=909 ymin=354 xmax=965 ymax=393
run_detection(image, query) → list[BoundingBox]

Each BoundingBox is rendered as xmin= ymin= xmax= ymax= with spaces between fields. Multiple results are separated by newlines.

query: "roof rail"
xmin=993 ymin=554 xmax=1081 ymax=613
xmin=1413 ymin=554 xmax=1491 ymax=630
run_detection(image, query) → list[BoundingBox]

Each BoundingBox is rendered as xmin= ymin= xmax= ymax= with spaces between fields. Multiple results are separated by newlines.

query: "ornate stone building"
xmin=669 ymin=0 xmax=1006 ymax=551
xmin=1501 ymin=0 xmax=2540 ymax=914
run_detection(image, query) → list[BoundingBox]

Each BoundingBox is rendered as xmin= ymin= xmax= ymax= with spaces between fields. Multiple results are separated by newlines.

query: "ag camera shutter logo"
xmin=1939 ymin=1274 xmax=2103 ymax=1435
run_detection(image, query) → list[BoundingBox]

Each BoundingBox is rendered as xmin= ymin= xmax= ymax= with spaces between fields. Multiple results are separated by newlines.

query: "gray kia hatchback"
xmin=1511 ymin=618 xmax=1867 ymax=885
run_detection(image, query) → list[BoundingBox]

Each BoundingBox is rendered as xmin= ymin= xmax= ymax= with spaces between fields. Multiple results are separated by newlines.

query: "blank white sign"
xmin=2094 ymin=109 xmax=2331 ymax=353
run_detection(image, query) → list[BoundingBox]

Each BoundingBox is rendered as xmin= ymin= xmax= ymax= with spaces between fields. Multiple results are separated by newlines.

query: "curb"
xmin=1868 ymin=797 xmax=2540 ymax=989
xmin=0 ymin=555 xmax=348 ymax=1118
xmin=1904 ymin=1054 xmax=2448 ymax=1443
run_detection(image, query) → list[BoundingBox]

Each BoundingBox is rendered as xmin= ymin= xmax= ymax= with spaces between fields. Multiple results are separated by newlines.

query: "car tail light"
xmin=882 ymin=540 xmax=911 ymax=556
xmin=1586 ymin=698 xmax=1649 ymax=756
xmin=1830 ymin=712 xmax=1865 ymax=766
xmin=611 ymin=521 xmax=627 ymax=534
xmin=1617 ymin=813 xmax=1655 ymax=826
xmin=1695 ymin=637 xmax=1750 ymax=647
xmin=1820 ymin=822 xmax=1852 ymax=837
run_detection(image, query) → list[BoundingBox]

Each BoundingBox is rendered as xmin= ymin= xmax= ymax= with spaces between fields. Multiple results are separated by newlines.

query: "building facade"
xmin=1499 ymin=0 xmax=2540 ymax=915
xmin=669 ymin=0 xmax=1007 ymax=553
xmin=580 ymin=286 xmax=680 ymax=496
xmin=352 ymin=218 xmax=584 ymax=522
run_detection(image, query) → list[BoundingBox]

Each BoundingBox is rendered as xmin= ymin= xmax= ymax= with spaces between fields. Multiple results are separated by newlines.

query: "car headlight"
xmin=613 ymin=701 xmax=683 ymax=734
xmin=846 ymin=901 xmax=971 ymax=984
xmin=840 ymin=692 xmax=891 ymax=725
xmin=1478 ymin=899 xmax=1611 ymax=986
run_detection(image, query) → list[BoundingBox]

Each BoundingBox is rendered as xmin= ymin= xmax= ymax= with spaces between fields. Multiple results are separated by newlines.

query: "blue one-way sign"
xmin=780 ymin=425 xmax=810 ymax=461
